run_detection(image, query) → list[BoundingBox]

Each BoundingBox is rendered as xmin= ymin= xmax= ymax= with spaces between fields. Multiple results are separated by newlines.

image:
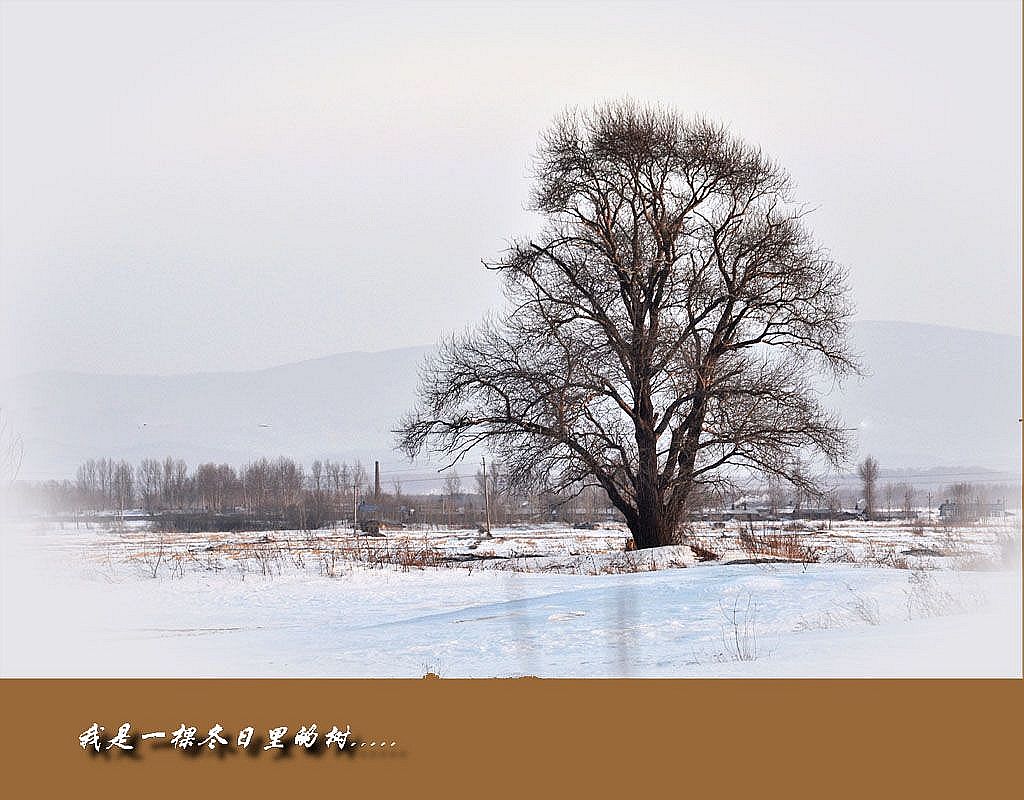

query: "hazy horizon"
xmin=5 ymin=319 xmax=1020 ymax=480
xmin=2 ymin=1 xmax=1020 ymax=380
xmin=2 ymin=318 xmax=1020 ymax=380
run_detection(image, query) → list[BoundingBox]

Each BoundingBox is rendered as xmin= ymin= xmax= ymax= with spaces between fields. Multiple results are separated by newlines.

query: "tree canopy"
xmin=398 ymin=100 xmax=858 ymax=548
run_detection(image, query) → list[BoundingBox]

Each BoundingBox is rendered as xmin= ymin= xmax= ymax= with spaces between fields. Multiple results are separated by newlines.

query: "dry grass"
xmin=844 ymin=589 xmax=881 ymax=625
xmin=104 ymin=518 xmax=1021 ymax=581
xmin=595 ymin=550 xmax=660 ymax=574
xmin=859 ymin=541 xmax=913 ymax=570
xmin=794 ymin=610 xmax=842 ymax=631
xmin=720 ymin=594 xmax=759 ymax=662
xmin=739 ymin=524 xmax=819 ymax=562
xmin=683 ymin=535 xmax=722 ymax=562
xmin=905 ymin=569 xmax=987 ymax=620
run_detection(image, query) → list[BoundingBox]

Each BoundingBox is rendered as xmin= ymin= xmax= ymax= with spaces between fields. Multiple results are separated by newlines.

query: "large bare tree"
xmin=398 ymin=101 xmax=857 ymax=548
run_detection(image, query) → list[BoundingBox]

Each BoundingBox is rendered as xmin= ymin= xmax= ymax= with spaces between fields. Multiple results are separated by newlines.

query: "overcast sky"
xmin=1 ymin=0 xmax=1020 ymax=377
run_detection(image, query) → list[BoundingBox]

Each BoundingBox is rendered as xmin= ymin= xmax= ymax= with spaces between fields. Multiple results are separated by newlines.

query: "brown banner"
xmin=2 ymin=678 xmax=1022 ymax=797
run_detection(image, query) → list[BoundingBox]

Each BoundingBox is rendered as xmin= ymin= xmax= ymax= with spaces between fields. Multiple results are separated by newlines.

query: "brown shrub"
xmin=739 ymin=525 xmax=819 ymax=562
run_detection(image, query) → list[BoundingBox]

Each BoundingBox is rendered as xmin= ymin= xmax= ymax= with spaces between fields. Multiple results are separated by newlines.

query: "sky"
xmin=1 ymin=0 xmax=1020 ymax=377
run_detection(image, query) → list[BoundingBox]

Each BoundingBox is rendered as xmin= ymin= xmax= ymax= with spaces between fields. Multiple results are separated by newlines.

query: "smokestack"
xmin=374 ymin=460 xmax=381 ymax=503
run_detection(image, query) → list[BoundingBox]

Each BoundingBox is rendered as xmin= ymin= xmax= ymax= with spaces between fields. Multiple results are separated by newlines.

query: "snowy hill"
xmin=2 ymin=321 xmax=1020 ymax=480
xmin=833 ymin=321 xmax=1020 ymax=474
xmin=3 ymin=347 xmax=431 ymax=479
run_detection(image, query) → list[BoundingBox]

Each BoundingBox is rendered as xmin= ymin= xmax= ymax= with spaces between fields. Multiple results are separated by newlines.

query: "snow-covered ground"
xmin=1 ymin=519 xmax=1020 ymax=677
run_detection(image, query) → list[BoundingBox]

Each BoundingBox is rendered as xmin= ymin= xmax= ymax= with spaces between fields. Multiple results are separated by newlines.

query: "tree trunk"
xmin=631 ymin=423 xmax=675 ymax=550
xmin=630 ymin=370 xmax=675 ymax=550
xmin=628 ymin=507 xmax=677 ymax=550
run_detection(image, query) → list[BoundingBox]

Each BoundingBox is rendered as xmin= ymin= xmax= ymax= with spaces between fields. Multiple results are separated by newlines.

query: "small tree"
xmin=897 ymin=482 xmax=916 ymax=520
xmin=138 ymin=458 xmax=163 ymax=512
xmin=112 ymin=460 xmax=135 ymax=515
xmin=857 ymin=456 xmax=879 ymax=520
xmin=443 ymin=470 xmax=461 ymax=527
xmin=883 ymin=482 xmax=896 ymax=520
xmin=443 ymin=471 xmax=462 ymax=498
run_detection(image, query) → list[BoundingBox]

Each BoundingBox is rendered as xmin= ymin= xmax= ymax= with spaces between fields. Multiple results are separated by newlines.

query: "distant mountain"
xmin=833 ymin=321 xmax=1020 ymax=475
xmin=2 ymin=347 xmax=432 ymax=480
xmin=2 ymin=322 xmax=1020 ymax=480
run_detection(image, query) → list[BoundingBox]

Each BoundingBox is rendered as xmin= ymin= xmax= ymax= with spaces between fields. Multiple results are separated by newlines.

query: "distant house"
xmin=357 ymin=500 xmax=381 ymax=517
xmin=938 ymin=499 xmax=1005 ymax=522
xmin=790 ymin=507 xmax=860 ymax=521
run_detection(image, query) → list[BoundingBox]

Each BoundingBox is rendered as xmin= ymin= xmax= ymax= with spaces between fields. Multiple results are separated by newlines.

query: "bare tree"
xmin=326 ymin=459 xmax=348 ymax=519
xmin=161 ymin=457 xmax=188 ymax=509
xmin=304 ymin=459 xmax=328 ymax=527
xmin=243 ymin=458 xmax=271 ymax=517
xmin=97 ymin=457 xmax=114 ymax=506
xmin=897 ymin=482 xmax=916 ymax=520
xmin=489 ymin=460 xmax=507 ymax=523
xmin=474 ymin=466 xmax=489 ymax=497
xmin=138 ymin=458 xmax=163 ymax=512
xmin=443 ymin=470 xmax=462 ymax=498
xmin=76 ymin=458 xmax=100 ymax=509
xmin=398 ymin=101 xmax=857 ymax=548
xmin=112 ymin=460 xmax=135 ymax=514
xmin=766 ymin=476 xmax=786 ymax=517
xmin=883 ymin=481 xmax=896 ymax=519
xmin=351 ymin=460 xmax=368 ymax=497
xmin=790 ymin=457 xmax=815 ymax=510
xmin=857 ymin=456 xmax=879 ymax=520
xmin=945 ymin=481 xmax=981 ymax=522
xmin=443 ymin=470 xmax=461 ymax=528
xmin=194 ymin=461 xmax=239 ymax=513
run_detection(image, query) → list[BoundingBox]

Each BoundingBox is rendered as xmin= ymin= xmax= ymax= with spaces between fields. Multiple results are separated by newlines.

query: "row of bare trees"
xmin=858 ymin=455 xmax=929 ymax=520
xmin=856 ymin=455 xmax=1011 ymax=521
xmin=21 ymin=455 xmax=617 ymax=528
xmin=66 ymin=456 xmax=377 ymax=523
xmin=15 ymin=451 xmax=1011 ymax=529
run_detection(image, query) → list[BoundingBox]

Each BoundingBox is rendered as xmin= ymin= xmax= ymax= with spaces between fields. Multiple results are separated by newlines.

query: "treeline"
xmin=16 ymin=455 xmax=622 ymax=531
xmin=12 ymin=455 xmax=1016 ymax=529
xmin=27 ymin=456 xmax=382 ymax=529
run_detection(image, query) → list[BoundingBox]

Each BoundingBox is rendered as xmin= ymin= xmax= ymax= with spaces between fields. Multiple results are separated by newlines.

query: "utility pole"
xmin=481 ymin=456 xmax=492 ymax=538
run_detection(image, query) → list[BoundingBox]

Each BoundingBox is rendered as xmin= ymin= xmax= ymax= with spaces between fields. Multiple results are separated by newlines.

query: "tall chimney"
xmin=374 ymin=460 xmax=381 ymax=503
